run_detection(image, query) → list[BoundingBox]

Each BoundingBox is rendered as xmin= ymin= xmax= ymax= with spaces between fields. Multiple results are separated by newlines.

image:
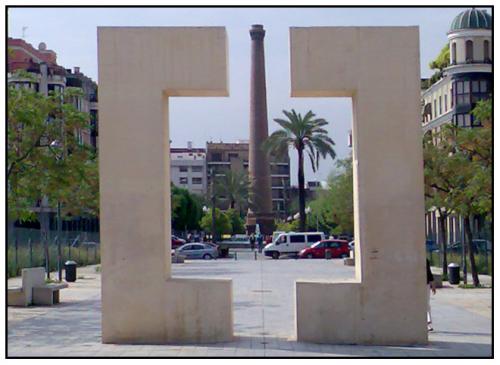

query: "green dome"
xmin=450 ymin=9 xmax=492 ymax=32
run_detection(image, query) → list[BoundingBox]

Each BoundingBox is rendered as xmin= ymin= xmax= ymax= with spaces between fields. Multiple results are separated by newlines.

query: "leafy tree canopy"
xmin=8 ymin=81 xmax=98 ymax=221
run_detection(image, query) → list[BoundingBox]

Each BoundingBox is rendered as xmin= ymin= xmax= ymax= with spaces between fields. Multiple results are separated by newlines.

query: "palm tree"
xmin=215 ymin=170 xmax=249 ymax=214
xmin=264 ymin=109 xmax=336 ymax=232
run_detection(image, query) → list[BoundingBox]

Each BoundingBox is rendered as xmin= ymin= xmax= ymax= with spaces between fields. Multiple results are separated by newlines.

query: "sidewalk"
xmin=7 ymin=260 xmax=492 ymax=357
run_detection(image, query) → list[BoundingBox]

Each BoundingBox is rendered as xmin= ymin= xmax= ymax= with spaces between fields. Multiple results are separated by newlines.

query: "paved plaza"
xmin=8 ymin=252 xmax=492 ymax=357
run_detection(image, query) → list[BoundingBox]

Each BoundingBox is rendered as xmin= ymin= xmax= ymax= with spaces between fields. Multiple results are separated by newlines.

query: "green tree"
xmin=200 ymin=208 xmax=232 ymax=237
xmin=215 ymin=170 xmax=249 ymax=212
xmin=8 ymin=81 xmax=99 ymax=221
xmin=429 ymin=44 xmax=450 ymax=72
xmin=423 ymin=131 xmax=455 ymax=279
xmin=171 ymin=184 xmax=203 ymax=232
xmin=308 ymin=157 xmax=353 ymax=236
xmin=264 ymin=109 xmax=336 ymax=232
xmin=426 ymin=44 xmax=450 ymax=86
xmin=423 ymin=99 xmax=492 ymax=287
xmin=226 ymin=208 xmax=245 ymax=234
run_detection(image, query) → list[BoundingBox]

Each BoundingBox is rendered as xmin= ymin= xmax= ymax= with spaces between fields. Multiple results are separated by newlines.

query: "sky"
xmin=8 ymin=6 xmax=490 ymax=184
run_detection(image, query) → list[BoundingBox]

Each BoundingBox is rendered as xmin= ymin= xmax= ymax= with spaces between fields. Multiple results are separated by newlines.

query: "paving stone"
xmin=7 ymin=259 xmax=492 ymax=357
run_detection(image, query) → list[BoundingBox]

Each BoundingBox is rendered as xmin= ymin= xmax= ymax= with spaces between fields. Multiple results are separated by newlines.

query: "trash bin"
xmin=448 ymin=263 xmax=460 ymax=284
xmin=65 ymin=260 xmax=77 ymax=282
xmin=325 ymin=249 xmax=332 ymax=260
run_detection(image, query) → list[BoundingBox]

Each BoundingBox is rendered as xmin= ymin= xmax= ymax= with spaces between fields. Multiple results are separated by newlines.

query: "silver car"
xmin=174 ymin=243 xmax=218 ymax=260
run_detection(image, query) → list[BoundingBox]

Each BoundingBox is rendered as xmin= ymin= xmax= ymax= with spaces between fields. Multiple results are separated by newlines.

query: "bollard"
xmin=254 ymin=251 xmax=257 ymax=260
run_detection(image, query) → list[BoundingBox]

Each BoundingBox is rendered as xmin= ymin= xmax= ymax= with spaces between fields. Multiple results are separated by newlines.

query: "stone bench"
xmin=172 ymin=254 xmax=186 ymax=264
xmin=8 ymin=267 xmax=68 ymax=306
xmin=33 ymin=282 xmax=69 ymax=305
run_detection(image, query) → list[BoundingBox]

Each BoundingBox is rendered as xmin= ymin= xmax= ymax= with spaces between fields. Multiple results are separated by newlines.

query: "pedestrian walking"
xmin=250 ymin=233 xmax=256 ymax=251
xmin=257 ymin=234 xmax=264 ymax=253
xmin=426 ymin=258 xmax=436 ymax=331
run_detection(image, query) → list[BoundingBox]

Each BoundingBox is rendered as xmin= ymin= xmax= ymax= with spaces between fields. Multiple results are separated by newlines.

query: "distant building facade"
xmin=170 ymin=144 xmax=207 ymax=196
xmin=206 ymin=141 xmax=290 ymax=217
xmin=421 ymin=8 xmax=492 ymax=246
xmin=8 ymin=38 xmax=99 ymax=151
xmin=421 ymin=9 xmax=491 ymax=134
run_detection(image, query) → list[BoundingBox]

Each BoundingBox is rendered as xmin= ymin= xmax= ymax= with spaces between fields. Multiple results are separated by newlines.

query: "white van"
xmin=263 ymin=232 xmax=325 ymax=259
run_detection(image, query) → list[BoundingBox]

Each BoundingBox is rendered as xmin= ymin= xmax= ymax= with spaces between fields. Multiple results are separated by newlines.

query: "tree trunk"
xmin=297 ymin=147 xmax=306 ymax=232
xmin=438 ymin=212 xmax=448 ymax=280
xmin=464 ymin=215 xmax=480 ymax=287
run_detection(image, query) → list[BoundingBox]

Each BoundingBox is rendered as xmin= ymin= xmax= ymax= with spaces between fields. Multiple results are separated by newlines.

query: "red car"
xmin=298 ymin=239 xmax=350 ymax=259
xmin=171 ymin=235 xmax=186 ymax=249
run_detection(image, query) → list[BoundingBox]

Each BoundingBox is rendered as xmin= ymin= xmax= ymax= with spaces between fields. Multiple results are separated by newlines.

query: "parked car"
xmin=348 ymin=240 xmax=355 ymax=251
xmin=263 ymin=232 xmax=325 ymax=259
xmin=298 ymin=240 xmax=350 ymax=259
xmin=216 ymin=235 xmax=250 ymax=257
xmin=172 ymin=235 xmax=186 ymax=249
xmin=448 ymin=239 xmax=492 ymax=253
xmin=173 ymin=243 xmax=218 ymax=260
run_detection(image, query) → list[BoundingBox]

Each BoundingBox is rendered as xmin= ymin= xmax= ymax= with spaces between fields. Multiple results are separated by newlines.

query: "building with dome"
xmin=422 ymin=8 xmax=492 ymax=133
xmin=422 ymin=8 xmax=492 ymax=248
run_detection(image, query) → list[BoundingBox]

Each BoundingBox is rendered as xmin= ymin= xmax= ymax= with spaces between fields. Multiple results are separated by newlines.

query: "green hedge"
xmin=427 ymin=251 xmax=491 ymax=276
xmin=7 ymin=243 xmax=100 ymax=278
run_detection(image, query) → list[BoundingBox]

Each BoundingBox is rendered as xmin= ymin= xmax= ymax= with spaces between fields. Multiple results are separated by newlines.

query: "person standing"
xmin=426 ymin=258 xmax=437 ymax=331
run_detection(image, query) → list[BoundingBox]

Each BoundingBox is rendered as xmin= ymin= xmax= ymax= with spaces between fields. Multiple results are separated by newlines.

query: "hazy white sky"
xmin=8 ymin=6 xmax=489 ymax=184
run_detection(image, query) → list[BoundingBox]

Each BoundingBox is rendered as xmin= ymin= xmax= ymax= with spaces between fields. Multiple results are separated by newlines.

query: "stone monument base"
xmin=103 ymin=278 xmax=233 ymax=344
xmin=246 ymin=212 xmax=275 ymax=235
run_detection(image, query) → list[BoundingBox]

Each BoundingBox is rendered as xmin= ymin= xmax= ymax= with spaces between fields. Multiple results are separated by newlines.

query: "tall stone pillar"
xmin=246 ymin=24 xmax=274 ymax=235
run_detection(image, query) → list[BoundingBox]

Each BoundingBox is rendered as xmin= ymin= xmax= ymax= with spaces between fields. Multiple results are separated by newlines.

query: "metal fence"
xmin=7 ymin=227 xmax=100 ymax=279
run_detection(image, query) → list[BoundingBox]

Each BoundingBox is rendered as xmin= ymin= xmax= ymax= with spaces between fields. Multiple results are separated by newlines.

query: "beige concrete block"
xmin=291 ymin=27 xmax=427 ymax=345
xmin=98 ymin=27 xmax=232 ymax=344
xmin=7 ymin=288 xmax=27 ymax=307
xmin=164 ymin=278 xmax=233 ymax=343
xmin=343 ymin=258 xmax=355 ymax=266
xmin=433 ymin=274 xmax=443 ymax=288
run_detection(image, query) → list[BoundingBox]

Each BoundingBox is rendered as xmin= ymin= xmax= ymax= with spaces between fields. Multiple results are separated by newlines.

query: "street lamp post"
xmin=210 ymin=168 xmax=217 ymax=242
xmin=50 ymin=140 xmax=64 ymax=281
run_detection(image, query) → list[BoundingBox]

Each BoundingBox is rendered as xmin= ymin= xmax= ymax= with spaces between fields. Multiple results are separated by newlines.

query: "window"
xmin=192 ymin=166 xmax=203 ymax=172
xmin=484 ymin=40 xmax=490 ymax=61
xmin=228 ymin=153 xmax=239 ymax=159
xmin=480 ymin=80 xmax=488 ymax=93
xmin=179 ymin=177 xmax=188 ymax=184
xmin=444 ymin=94 xmax=448 ymax=112
xmin=439 ymin=96 xmax=442 ymax=115
xmin=272 ymin=189 xmax=284 ymax=199
xmin=433 ymin=99 xmax=437 ymax=118
xmin=327 ymin=242 xmax=340 ymax=249
xmin=307 ymin=234 xmax=322 ymax=243
xmin=455 ymin=114 xmax=471 ymax=128
xmin=211 ymin=153 xmax=222 ymax=162
xmin=192 ymin=177 xmax=202 ymax=185
xmin=465 ymin=40 xmax=474 ymax=62
xmin=451 ymin=42 xmax=457 ymax=64
xmin=454 ymin=80 xmax=470 ymax=106
xmin=179 ymin=166 xmax=188 ymax=172
xmin=472 ymin=80 xmax=479 ymax=93
xmin=290 ymin=235 xmax=305 ymax=243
